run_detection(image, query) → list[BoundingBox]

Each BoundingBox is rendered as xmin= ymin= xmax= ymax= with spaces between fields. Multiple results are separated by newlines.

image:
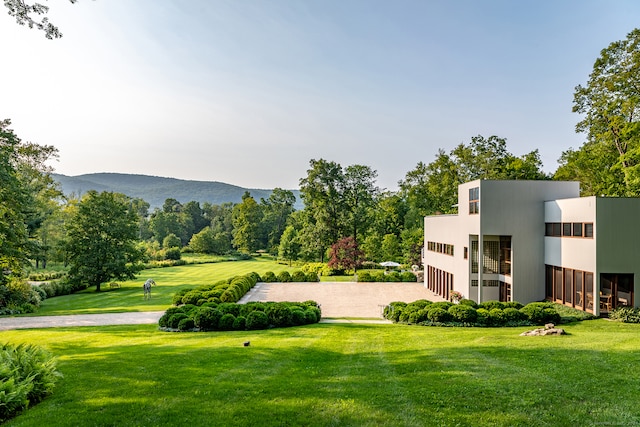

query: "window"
xmin=464 ymin=247 xmax=468 ymax=260
xmin=469 ymin=187 xmax=479 ymax=214
xmin=562 ymin=223 xmax=572 ymax=236
xmin=500 ymin=236 xmax=511 ymax=276
xmin=584 ymin=223 xmax=593 ymax=238
xmin=427 ymin=241 xmax=454 ymax=257
xmin=572 ymin=223 xmax=583 ymax=237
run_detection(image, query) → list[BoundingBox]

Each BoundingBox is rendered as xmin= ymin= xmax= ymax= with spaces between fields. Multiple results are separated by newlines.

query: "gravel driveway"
xmin=0 ymin=282 xmax=444 ymax=330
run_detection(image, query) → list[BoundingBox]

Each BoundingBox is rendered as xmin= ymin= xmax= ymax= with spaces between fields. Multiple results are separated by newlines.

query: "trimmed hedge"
xmin=384 ymin=300 xmax=592 ymax=327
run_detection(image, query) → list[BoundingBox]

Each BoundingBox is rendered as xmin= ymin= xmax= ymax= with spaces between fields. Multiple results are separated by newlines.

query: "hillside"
xmin=52 ymin=173 xmax=302 ymax=210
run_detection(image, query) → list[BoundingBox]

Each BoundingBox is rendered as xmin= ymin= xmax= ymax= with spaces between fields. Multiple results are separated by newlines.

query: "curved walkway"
xmin=0 ymin=282 xmax=444 ymax=330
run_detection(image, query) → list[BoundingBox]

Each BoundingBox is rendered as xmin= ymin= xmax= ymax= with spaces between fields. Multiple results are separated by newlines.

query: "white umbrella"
xmin=379 ymin=261 xmax=401 ymax=267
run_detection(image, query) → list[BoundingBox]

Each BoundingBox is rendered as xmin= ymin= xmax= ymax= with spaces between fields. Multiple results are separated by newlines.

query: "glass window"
xmin=584 ymin=223 xmax=593 ymax=238
xmin=563 ymin=223 xmax=572 ymax=236
xmin=553 ymin=223 xmax=561 ymax=236
xmin=573 ymin=223 xmax=583 ymax=237
xmin=469 ymin=187 xmax=479 ymax=214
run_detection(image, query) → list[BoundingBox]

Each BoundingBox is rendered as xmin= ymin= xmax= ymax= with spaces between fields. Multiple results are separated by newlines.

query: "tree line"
xmin=2 ymin=28 xmax=640 ymax=299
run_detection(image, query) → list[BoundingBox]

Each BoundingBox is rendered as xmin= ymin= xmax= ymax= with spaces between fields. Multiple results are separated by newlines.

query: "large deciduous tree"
xmin=65 ymin=191 xmax=144 ymax=292
xmin=560 ymin=28 xmax=640 ymax=196
xmin=260 ymin=188 xmax=296 ymax=253
xmin=327 ymin=236 xmax=364 ymax=274
xmin=232 ymin=192 xmax=264 ymax=253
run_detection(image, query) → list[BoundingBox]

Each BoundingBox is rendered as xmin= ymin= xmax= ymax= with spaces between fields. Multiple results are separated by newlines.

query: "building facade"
xmin=423 ymin=179 xmax=640 ymax=316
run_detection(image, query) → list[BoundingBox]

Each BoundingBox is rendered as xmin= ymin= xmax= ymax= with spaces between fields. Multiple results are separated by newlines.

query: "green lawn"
xmin=2 ymin=320 xmax=640 ymax=426
xmin=34 ymin=258 xmax=297 ymax=316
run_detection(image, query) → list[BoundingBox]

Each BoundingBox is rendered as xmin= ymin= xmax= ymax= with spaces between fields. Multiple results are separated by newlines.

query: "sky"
xmin=2 ymin=0 xmax=640 ymax=191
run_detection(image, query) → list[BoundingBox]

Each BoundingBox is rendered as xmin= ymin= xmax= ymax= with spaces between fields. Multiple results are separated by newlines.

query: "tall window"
xmin=469 ymin=187 xmax=479 ymax=214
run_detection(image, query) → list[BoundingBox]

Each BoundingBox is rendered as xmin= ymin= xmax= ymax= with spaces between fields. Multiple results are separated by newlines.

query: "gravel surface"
xmin=0 ymin=282 xmax=445 ymax=330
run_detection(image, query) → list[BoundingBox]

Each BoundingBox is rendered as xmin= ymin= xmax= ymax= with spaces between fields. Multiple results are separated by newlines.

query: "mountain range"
xmin=52 ymin=173 xmax=302 ymax=210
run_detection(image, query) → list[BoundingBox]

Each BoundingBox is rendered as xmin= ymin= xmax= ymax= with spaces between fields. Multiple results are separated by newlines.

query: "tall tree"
xmin=278 ymin=225 xmax=300 ymax=266
xmin=260 ymin=188 xmax=296 ymax=252
xmin=566 ymin=28 xmax=640 ymax=195
xmin=342 ymin=164 xmax=379 ymax=245
xmin=232 ymin=192 xmax=264 ymax=253
xmin=65 ymin=191 xmax=144 ymax=292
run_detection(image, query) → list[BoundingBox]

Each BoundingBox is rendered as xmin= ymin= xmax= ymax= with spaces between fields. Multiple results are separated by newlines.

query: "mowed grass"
xmin=2 ymin=320 xmax=640 ymax=426
xmin=34 ymin=258 xmax=297 ymax=316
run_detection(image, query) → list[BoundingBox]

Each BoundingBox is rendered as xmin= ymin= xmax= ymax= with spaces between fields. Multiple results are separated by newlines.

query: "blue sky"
xmin=2 ymin=0 xmax=639 ymax=190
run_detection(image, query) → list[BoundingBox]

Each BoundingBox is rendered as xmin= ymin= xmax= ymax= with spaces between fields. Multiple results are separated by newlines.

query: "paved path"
xmin=0 ymin=282 xmax=444 ymax=330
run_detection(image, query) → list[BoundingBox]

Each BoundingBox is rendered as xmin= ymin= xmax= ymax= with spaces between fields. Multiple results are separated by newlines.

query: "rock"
xmin=520 ymin=327 xmax=565 ymax=336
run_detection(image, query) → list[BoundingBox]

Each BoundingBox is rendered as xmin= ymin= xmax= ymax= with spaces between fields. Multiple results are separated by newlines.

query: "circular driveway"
xmin=239 ymin=282 xmax=445 ymax=318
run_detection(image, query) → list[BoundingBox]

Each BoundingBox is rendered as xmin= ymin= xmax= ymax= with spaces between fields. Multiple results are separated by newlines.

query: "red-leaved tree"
xmin=327 ymin=236 xmax=364 ymax=274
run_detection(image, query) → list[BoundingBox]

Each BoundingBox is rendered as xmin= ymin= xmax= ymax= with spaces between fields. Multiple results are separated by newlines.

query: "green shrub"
xmin=164 ymin=247 xmax=182 ymax=261
xmin=430 ymin=301 xmax=454 ymax=311
xmin=291 ymin=271 xmax=306 ymax=282
xmin=488 ymin=308 xmax=506 ymax=326
xmin=408 ymin=308 xmax=430 ymax=324
xmin=475 ymin=308 xmax=490 ymax=325
xmin=290 ymin=309 xmax=306 ymax=326
xmin=385 ymin=272 xmax=402 ymax=282
xmin=218 ymin=313 xmax=237 ymax=331
xmin=304 ymin=309 xmax=319 ymax=323
xmin=178 ymin=317 xmax=195 ymax=331
xmin=0 ymin=343 xmax=62 ymax=423
xmin=400 ymin=272 xmax=417 ymax=282
xmin=427 ymin=307 xmax=452 ymax=323
xmin=609 ymin=307 xmax=640 ymax=323
xmin=448 ymin=304 xmax=478 ymax=323
xmin=158 ymin=307 xmax=185 ymax=327
xmin=383 ymin=302 xmax=407 ymax=322
xmin=305 ymin=272 xmax=320 ymax=282
xmin=193 ymin=307 xmax=223 ymax=331
xmin=262 ymin=271 xmax=277 ymax=283
xmin=246 ymin=310 xmax=269 ymax=330
xmin=503 ymin=301 xmax=524 ymax=309
xmin=181 ymin=290 xmax=204 ymax=306
xmin=357 ymin=272 xmax=373 ymax=282
xmin=266 ymin=305 xmax=292 ymax=327
xmin=459 ymin=299 xmax=478 ymax=309
xmin=168 ymin=313 xmax=189 ymax=329
xmin=217 ymin=303 xmax=241 ymax=317
xmin=503 ymin=307 xmax=527 ymax=322
xmin=32 ymin=285 xmax=47 ymax=301
xmin=277 ymin=271 xmax=292 ymax=282
xmin=407 ymin=299 xmax=432 ymax=310
xmin=233 ymin=315 xmax=246 ymax=330
xmin=479 ymin=300 xmax=505 ymax=311
xmin=172 ymin=288 xmax=190 ymax=305
xmin=520 ymin=302 xmax=561 ymax=325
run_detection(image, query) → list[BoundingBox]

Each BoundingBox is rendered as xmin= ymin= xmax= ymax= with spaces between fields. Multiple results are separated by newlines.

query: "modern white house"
xmin=423 ymin=179 xmax=640 ymax=316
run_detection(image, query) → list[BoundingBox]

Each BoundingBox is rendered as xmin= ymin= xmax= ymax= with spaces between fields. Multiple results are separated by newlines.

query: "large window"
xmin=545 ymin=264 xmax=594 ymax=313
xmin=469 ymin=187 xmax=479 ymax=214
xmin=545 ymin=222 xmax=593 ymax=239
xmin=499 ymin=236 xmax=511 ymax=276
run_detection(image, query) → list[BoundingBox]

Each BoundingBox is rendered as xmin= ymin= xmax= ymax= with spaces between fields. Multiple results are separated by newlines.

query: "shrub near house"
xmin=384 ymin=300 xmax=595 ymax=327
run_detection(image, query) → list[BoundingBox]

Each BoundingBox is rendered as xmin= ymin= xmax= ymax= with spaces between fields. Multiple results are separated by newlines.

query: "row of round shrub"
xmin=357 ymin=271 xmax=417 ymax=283
xmin=171 ymin=272 xmax=261 ymax=306
xmin=384 ymin=299 xmax=562 ymax=327
xmin=0 ymin=343 xmax=62 ymax=423
xmin=27 ymin=271 xmax=67 ymax=282
xmin=261 ymin=270 xmax=319 ymax=283
xmin=159 ymin=300 xmax=322 ymax=332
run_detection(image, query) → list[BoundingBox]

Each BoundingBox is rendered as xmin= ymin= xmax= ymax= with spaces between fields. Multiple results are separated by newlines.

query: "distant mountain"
xmin=52 ymin=173 xmax=302 ymax=210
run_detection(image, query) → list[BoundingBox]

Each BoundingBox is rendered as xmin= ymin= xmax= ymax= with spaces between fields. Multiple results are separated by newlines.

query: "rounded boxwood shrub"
xmin=503 ymin=307 xmax=527 ymax=322
xmin=503 ymin=301 xmax=524 ymax=309
xmin=427 ymin=307 xmax=453 ymax=323
xmin=459 ymin=298 xmax=478 ymax=309
xmin=246 ymin=310 xmax=269 ymax=330
xmin=277 ymin=271 xmax=292 ymax=282
xmin=488 ymin=308 xmax=506 ymax=326
xmin=475 ymin=308 xmax=490 ymax=325
xmin=168 ymin=313 xmax=189 ymax=329
xmin=193 ymin=307 xmax=223 ymax=331
xmin=430 ymin=301 xmax=454 ymax=311
xmin=181 ymin=290 xmax=204 ymax=305
xmin=262 ymin=271 xmax=277 ymax=283
xmin=304 ymin=309 xmax=318 ymax=323
xmin=233 ymin=315 xmax=246 ymax=330
xmin=218 ymin=313 xmax=236 ymax=331
xmin=178 ymin=317 xmax=195 ymax=331
xmin=305 ymin=272 xmax=319 ymax=282
xmin=291 ymin=271 xmax=306 ymax=282
xmin=448 ymin=304 xmax=478 ymax=323
xmin=479 ymin=300 xmax=505 ymax=311
xmin=290 ymin=309 xmax=306 ymax=326
xmin=408 ymin=308 xmax=430 ymax=324
xmin=520 ymin=305 xmax=561 ymax=325
xmin=383 ymin=302 xmax=407 ymax=321
xmin=385 ymin=272 xmax=402 ymax=282
xmin=218 ymin=303 xmax=241 ymax=317
xmin=357 ymin=271 xmax=373 ymax=282
xmin=266 ymin=305 xmax=292 ymax=327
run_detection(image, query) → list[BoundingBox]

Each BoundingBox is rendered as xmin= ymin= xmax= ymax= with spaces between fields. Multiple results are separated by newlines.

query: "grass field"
xmin=34 ymin=257 xmax=297 ymax=316
xmin=2 ymin=320 xmax=640 ymax=426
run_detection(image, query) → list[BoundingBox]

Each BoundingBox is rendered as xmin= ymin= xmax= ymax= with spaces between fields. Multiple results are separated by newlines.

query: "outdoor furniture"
xmin=600 ymin=293 xmax=612 ymax=311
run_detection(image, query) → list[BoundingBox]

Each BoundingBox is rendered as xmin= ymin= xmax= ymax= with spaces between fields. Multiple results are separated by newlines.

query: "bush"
xmin=385 ymin=272 xmax=402 ymax=282
xmin=31 ymin=285 xmax=47 ymax=301
xmin=233 ymin=315 xmax=246 ymax=330
xmin=262 ymin=271 xmax=277 ymax=283
xmin=458 ymin=298 xmax=478 ymax=309
xmin=503 ymin=307 xmax=527 ymax=323
xmin=266 ymin=305 xmax=292 ymax=327
xmin=217 ymin=303 xmax=241 ymax=317
xmin=488 ymin=308 xmax=506 ymax=326
xmin=181 ymin=290 xmax=204 ymax=306
xmin=475 ymin=308 xmax=490 ymax=326
xmin=448 ymin=304 xmax=478 ymax=323
xmin=291 ymin=271 xmax=307 ymax=282
xmin=383 ymin=302 xmax=407 ymax=322
xmin=164 ymin=247 xmax=182 ymax=261
xmin=193 ymin=307 xmax=223 ymax=331
xmin=178 ymin=317 xmax=195 ymax=331
xmin=158 ymin=307 xmax=185 ymax=327
xmin=0 ymin=343 xmax=62 ymax=423
xmin=408 ymin=308 xmax=430 ymax=324
xmin=427 ymin=307 xmax=452 ymax=323
xmin=400 ymin=272 xmax=417 ymax=282
xmin=305 ymin=272 xmax=320 ymax=282
xmin=357 ymin=272 xmax=373 ymax=282
xmin=479 ymin=300 xmax=505 ymax=311
xmin=290 ymin=309 xmax=306 ymax=326
xmin=429 ymin=301 xmax=454 ymax=311
xmin=520 ymin=302 xmax=560 ymax=325
xmin=168 ymin=313 xmax=189 ymax=329
xmin=277 ymin=271 xmax=292 ymax=283
xmin=503 ymin=301 xmax=524 ymax=309
xmin=218 ymin=313 xmax=237 ymax=331
xmin=172 ymin=288 xmax=190 ymax=305
xmin=304 ymin=309 xmax=319 ymax=323
xmin=246 ymin=310 xmax=269 ymax=330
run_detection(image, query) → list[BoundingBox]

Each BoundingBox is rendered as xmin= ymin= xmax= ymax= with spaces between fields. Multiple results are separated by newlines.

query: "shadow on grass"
xmin=7 ymin=323 xmax=640 ymax=427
